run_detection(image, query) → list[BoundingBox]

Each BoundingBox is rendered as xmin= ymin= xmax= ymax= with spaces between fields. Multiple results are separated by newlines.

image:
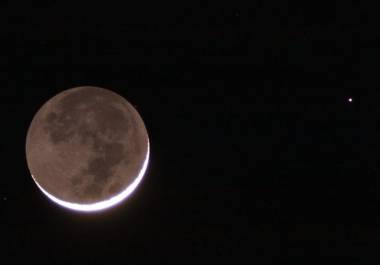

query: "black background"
xmin=0 ymin=2 xmax=378 ymax=264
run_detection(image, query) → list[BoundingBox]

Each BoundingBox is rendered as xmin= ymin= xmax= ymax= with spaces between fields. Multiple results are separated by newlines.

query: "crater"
xmin=108 ymin=182 xmax=123 ymax=195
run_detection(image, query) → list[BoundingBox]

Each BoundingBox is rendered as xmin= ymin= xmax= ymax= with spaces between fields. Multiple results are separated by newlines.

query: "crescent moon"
xmin=25 ymin=86 xmax=150 ymax=212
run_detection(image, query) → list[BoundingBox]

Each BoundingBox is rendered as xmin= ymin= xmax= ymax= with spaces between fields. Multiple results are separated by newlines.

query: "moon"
xmin=25 ymin=86 xmax=150 ymax=212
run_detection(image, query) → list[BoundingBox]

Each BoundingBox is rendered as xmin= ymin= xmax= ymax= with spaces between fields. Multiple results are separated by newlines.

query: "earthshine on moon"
xmin=25 ymin=86 xmax=150 ymax=212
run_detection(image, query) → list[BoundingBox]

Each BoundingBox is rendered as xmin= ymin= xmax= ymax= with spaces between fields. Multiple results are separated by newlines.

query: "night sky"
xmin=0 ymin=2 xmax=378 ymax=264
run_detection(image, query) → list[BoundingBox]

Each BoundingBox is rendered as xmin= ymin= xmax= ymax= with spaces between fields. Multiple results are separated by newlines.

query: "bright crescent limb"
xmin=31 ymin=140 xmax=150 ymax=212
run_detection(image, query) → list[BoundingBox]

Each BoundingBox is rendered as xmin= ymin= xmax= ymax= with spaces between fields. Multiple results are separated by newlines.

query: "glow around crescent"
xmin=31 ymin=140 xmax=150 ymax=212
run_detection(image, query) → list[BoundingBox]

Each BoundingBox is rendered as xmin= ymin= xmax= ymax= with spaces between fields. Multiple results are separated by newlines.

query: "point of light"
xmin=31 ymin=140 xmax=150 ymax=212
xmin=348 ymin=97 xmax=353 ymax=103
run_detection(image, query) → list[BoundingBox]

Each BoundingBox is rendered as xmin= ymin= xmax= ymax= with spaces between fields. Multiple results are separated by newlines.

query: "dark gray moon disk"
xmin=25 ymin=86 xmax=149 ymax=212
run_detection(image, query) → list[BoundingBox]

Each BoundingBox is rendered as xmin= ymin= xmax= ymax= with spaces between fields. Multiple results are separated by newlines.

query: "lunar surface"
xmin=25 ymin=86 xmax=149 ymax=212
